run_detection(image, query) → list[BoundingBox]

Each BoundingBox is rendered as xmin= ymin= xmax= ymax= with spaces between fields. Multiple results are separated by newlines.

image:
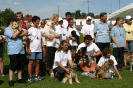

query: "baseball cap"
xmin=126 ymin=15 xmax=132 ymax=20
xmin=58 ymin=17 xmax=63 ymax=21
xmin=86 ymin=16 xmax=92 ymax=20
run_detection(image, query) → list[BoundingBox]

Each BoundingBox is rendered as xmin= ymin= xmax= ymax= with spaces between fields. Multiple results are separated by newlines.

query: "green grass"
xmin=1 ymin=35 xmax=133 ymax=88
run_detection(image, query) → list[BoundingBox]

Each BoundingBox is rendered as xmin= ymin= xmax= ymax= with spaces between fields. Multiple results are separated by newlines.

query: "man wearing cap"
xmin=93 ymin=12 xmax=110 ymax=63
xmin=81 ymin=16 xmax=94 ymax=40
xmin=123 ymin=15 xmax=133 ymax=67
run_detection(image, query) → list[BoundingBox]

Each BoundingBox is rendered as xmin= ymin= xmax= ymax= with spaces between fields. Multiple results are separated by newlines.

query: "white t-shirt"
xmin=77 ymin=42 xmax=99 ymax=53
xmin=63 ymin=19 xmax=68 ymax=29
xmin=97 ymin=55 xmax=117 ymax=66
xmin=67 ymin=27 xmax=80 ymax=46
xmin=81 ymin=24 xmax=94 ymax=38
xmin=61 ymin=26 xmax=67 ymax=40
xmin=55 ymin=24 xmax=62 ymax=48
xmin=53 ymin=50 xmax=72 ymax=69
xmin=28 ymin=27 xmax=42 ymax=52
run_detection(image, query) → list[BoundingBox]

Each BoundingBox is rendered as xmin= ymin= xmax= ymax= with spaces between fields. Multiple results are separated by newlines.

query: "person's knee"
xmin=28 ymin=60 xmax=34 ymax=65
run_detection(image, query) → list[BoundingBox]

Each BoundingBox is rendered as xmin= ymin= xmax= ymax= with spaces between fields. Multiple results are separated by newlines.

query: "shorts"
xmin=0 ymin=43 xmax=4 ymax=58
xmin=9 ymin=54 xmax=24 ymax=72
xmin=125 ymin=41 xmax=133 ymax=52
xmin=29 ymin=52 xmax=42 ymax=60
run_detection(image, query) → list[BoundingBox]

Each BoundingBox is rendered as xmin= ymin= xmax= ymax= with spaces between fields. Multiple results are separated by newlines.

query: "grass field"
xmin=1 ymin=36 xmax=133 ymax=88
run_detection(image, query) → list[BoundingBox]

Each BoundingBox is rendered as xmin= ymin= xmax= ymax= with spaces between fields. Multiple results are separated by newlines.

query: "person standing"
xmin=94 ymin=12 xmax=110 ymax=63
xmin=4 ymin=17 xmax=26 ymax=86
xmin=81 ymin=16 xmax=94 ymax=41
xmin=27 ymin=16 xmax=44 ymax=82
xmin=123 ymin=15 xmax=133 ymax=67
xmin=111 ymin=17 xmax=126 ymax=71
xmin=43 ymin=14 xmax=60 ymax=78
xmin=62 ymin=12 xmax=71 ymax=29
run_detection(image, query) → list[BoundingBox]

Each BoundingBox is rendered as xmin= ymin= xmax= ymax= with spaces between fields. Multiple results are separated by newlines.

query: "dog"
xmin=12 ymin=21 xmax=28 ymax=45
xmin=43 ymin=21 xmax=58 ymax=45
xmin=77 ymin=47 xmax=91 ymax=72
xmin=62 ymin=63 xmax=80 ymax=84
xmin=129 ymin=55 xmax=133 ymax=71
xmin=12 ymin=21 xmax=19 ymax=33
xmin=95 ymin=65 xmax=105 ymax=79
xmin=71 ymin=30 xmax=79 ymax=45
xmin=101 ymin=59 xmax=114 ymax=73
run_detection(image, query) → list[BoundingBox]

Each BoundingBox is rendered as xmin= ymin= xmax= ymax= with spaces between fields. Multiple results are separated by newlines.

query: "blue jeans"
xmin=125 ymin=41 xmax=133 ymax=52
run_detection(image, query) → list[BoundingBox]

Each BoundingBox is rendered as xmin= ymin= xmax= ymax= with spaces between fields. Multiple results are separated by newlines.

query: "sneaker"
xmin=34 ymin=75 xmax=43 ymax=80
xmin=0 ymin=73 xmax=5 ymax=77
xmin=28 ymin=76 xmax=34 ymax=83
xmin=8 ymin=80 xmax=14 ymax=86
xmin=18 ymin=79 xmax=27 ymax=83
xmin=54 ymin=77 xmax=60 ymax=82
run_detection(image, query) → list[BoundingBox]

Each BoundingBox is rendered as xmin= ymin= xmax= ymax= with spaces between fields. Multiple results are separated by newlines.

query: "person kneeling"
xmin=53 ymin=40 xmax=72 ymax=82
xmin=97 ymin=48 xmax=122 ymax=79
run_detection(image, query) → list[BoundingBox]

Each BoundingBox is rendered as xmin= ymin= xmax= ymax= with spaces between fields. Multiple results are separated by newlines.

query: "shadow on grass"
xmin=0 ymin=80 xmax=4 ymax=85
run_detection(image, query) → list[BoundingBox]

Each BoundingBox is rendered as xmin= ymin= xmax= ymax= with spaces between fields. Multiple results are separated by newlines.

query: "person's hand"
xmin=18 ymin=26 xmax=22 ymax=31
xmin=42 ymin=48 xmax=46 ymax=54
xmin=27 ymin=49 xmax=31 ymax=55
xmin=124 ymin=44 xmax=126 ymax=49
xmin=118 ymin=75 xmax=122 ymax=79
xmin=65 ymin=68 xmax=70 ymax=74
xmin=116 ymin=44 xmax=120 ymax=48
xmin=49 ymin=35 xmax=54 ymax=40
xmin=91 ymin=54 xmax=96 ymax=58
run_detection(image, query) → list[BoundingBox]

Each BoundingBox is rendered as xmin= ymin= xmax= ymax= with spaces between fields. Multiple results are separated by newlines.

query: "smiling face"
xmin=61 ymin=42 xmax=68 ymax=51
xmin=33 ymin=19 xmax=40 ymax=27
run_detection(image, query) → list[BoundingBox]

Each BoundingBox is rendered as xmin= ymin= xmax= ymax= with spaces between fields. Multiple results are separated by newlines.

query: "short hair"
xmin=16 ymin=12 xmax=23 ymax=18
xmin=65 ymin=12 xmax=71 ymax=16
xmin=84 ymin=35 xmax=93 ymax=41
xmin=102 ymin=48 xmax=111 ymax=56
xmin=49 ymin=14 xmax=59 ymax=21
xmin=100 ymin=12 xmax=107 ymax=18
xmin=32 ymin=16 xmax=40 ymax=23
xmin=7 ymin=17 xmax=17 ymax=26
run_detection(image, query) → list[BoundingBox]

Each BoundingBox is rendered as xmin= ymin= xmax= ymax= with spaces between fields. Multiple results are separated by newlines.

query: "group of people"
xmin=0 ymin=11 xmax=132 ymax=86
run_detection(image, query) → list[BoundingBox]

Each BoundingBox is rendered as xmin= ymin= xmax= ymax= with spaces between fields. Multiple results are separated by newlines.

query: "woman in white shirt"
xmin=67 ymin=18 xmax=80 ymax=61
xmin=53 ymin=40 xmax=72 ymax=82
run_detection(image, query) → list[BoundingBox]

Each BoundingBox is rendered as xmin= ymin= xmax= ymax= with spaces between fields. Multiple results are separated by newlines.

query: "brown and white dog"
xmin=129 ymin=55 xmax=133 ymax=71
xmin=62 ymin=63 xmax=80 ymax=84
xmin=95 ymin=65 xmax=105 ymax=79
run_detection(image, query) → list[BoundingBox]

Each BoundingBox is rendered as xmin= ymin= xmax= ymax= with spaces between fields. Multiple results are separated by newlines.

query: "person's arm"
xmin=26 ymin=38 xmax=31 ymax=55
xmin=12 ymin=27 xmax=23 ymax=38
xmin=111 ymin=36 xmax=120 ymax=48
xmin=57 ymin=62 xmax=70 ymax=74
xmin=19 ymin=29 xmax=28 ymax=37
xmin=114 ymin=66 xmax=122 ymax=79
xmin=91 ymin=50 xmax=102 ymax=58
xmin=124 ymin=35 xmax=126 ymax=49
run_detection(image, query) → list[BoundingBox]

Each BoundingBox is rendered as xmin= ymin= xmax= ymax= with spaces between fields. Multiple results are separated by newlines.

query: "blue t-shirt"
xmin=4 ymin=27 xmax=24 ymax=55
xmin=110 ymin=26 xmax=125 ymax=47
xmin=93 ymin=21 xmax=110 ymax=43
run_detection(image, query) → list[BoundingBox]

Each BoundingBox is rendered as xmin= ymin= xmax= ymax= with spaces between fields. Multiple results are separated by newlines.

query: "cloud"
xmin=14 ymin=2 xmax=20 ymax=5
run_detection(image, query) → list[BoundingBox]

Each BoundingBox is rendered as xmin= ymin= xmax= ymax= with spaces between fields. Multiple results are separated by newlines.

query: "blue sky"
xmin=0 ymin=0 xmax=133 ymax=19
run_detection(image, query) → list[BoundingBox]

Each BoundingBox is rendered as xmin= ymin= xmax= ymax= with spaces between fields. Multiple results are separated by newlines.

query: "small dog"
xmin=12 ymin=21 xmax=19 ymax=33
xmin=101 ymin=59 xmax=114 ymax=72
xmin=44 ymin=21 xmax=57 ymax=45
xmin=95 ymin=66 xmax=105 ymax=79
xmin=129 ymin=55 xmax=133 ymax=71
xmin=62 ymin=63 xmax=80 ymax=84
xmin=71 ymin=30 xmax=79 ymax=45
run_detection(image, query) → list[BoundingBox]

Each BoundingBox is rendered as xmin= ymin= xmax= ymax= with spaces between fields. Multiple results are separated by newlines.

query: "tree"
xmin=81 ymin=12 xmax=87 ymax=17
xmin=87 ymin=12 xmax=94 ymax=17
xmin=75 ymin=10 xmax=81 ymax=19
xmin=0 ymin=8 xmax=15 ymax=26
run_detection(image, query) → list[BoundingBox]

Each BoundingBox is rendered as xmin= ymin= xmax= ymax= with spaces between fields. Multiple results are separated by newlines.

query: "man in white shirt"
xmin=62 ymin=12 xmax=71 ymax=29
xmin=81 ymin=16 xmax=94 ymax=40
